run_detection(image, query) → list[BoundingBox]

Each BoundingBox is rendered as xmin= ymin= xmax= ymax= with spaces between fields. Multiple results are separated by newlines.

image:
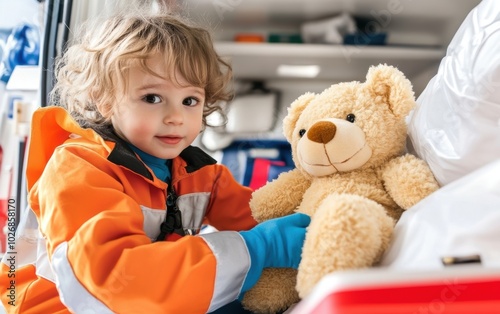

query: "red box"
xmin=291 ymin=266 xmax=500 ymax=314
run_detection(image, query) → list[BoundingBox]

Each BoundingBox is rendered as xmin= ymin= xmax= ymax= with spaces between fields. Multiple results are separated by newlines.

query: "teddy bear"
xmin=241 ymin=64 xmax=440 ymax=314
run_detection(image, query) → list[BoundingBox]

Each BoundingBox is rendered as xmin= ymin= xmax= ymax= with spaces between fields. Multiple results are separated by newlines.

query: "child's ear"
xmin=283 ymin=92 xmax=316 ymax=141
xmin=365 ymin=64 xmax=416 ymax=118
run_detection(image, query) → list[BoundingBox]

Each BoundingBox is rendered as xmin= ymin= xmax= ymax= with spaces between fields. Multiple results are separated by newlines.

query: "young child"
xmin=0 ymin=11 xmax=310 ymax=314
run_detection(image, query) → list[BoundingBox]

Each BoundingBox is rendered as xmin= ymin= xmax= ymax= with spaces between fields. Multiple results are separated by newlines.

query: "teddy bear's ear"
xmin=283 ymin=92 xmax=316 ymax=141
xmin=365 ymin=64 xmax=416 ymax=118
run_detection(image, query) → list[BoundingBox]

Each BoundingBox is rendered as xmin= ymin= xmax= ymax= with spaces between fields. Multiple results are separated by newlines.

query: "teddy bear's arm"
xmin=380 ymin=154 xmax=440 ymax=210
xmin=249 ymin=168 xmax=311 ymax=222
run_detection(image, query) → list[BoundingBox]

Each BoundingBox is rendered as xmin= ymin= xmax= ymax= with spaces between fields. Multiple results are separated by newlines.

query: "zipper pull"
xmin=155 ymin=184 xmax=185 ymax=241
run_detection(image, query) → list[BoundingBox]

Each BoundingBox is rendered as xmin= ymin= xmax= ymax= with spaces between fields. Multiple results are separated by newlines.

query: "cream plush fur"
xmin=241 ymin=64 xmax=440 ymax=314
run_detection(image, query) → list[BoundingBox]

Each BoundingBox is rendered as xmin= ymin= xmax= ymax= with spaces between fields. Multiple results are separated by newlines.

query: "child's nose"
xmin=163 ymin=105 xmax=183 ymax=124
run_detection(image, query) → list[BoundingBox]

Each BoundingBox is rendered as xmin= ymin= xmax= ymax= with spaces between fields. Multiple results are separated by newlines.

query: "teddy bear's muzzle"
xmin=297 ymin=119 xmax=372 ymax=176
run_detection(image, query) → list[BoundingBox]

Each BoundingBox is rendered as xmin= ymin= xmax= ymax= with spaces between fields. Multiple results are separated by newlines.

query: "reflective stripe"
xmin=140 ymin=205 xmax=165 ymax=241
xmin=3 ymin=206 xmax=38 ymax=269
xmin=199 ymin=231 xmax=250 ymax=312
xmin=140 ymin=192 xmax=211 ymax=239
xmin=1 ymin=232 xmax=37 ymax=269
xmin=52 ymin=242 xmax=113 ymax=313
xmin=36 ymin=237 xmax=56 ymax=282
xmin=177 ymin=192 xmax=210 ymax=234
xmin=1 ymin=205 xmax=56 ymax=283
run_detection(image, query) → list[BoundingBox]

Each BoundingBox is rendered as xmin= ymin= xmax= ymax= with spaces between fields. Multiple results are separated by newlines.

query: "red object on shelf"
xmin=248 ymin=158 xmax=286 ymax=191
xmin=234 ymin=33 xmax=265 ymax=43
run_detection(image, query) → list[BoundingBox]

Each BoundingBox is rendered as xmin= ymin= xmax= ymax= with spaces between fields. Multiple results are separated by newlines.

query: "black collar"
xmin=92 ymin=124 xmax=216 ymax=179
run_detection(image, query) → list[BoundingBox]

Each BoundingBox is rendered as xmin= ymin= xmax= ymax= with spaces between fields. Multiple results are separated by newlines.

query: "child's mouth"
xmin=156 ymin=136 xmax=182 ymax=145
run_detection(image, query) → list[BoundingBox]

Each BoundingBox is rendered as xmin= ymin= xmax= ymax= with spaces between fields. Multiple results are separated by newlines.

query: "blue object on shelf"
xmin=0 ymin=23 xmax=40 ymax=83
xmin=343 ymin=32 xmax=387 ymax=46
xmin=220 ymin=140 xmax=294 ymax=190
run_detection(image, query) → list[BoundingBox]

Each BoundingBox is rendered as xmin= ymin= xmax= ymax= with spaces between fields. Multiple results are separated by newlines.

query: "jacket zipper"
xmin=155 ymin=183 xmax=185 ymax=242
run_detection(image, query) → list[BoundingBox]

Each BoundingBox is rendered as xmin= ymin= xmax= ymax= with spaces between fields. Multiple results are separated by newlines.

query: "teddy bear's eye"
xmin=299 ymin=129 xmax=306 ymax=137
xmin=346 ymin=113 xmax=356 ymax=123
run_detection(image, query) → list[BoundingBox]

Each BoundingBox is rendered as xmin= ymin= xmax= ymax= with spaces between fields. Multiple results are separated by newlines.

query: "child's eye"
xmin=142 ymin=94 xmax=162 ymax=104
xmin=182 ymin=97 xmax=199 ymax=107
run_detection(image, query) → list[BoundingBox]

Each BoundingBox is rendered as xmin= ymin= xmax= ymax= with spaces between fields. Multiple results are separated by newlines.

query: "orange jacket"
xmin=0 ymin=106 xmax=257 ymax=313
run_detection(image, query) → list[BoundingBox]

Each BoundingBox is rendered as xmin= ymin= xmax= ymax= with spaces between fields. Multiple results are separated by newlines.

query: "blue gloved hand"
xmin=239 ymin=212 xmax=311 ymax=293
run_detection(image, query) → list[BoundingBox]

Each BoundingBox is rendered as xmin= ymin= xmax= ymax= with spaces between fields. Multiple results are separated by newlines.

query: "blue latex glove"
xmin=239 ymin=213 xmax=310 ymax=292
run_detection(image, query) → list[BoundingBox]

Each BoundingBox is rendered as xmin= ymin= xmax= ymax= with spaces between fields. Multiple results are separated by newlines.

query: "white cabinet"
xmin=182 ymin=0 xmax=481 ymax=93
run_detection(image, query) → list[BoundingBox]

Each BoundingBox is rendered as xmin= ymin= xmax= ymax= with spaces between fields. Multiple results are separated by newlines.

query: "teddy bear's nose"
xmin=307 ymin=121 xmax=337 ymax=144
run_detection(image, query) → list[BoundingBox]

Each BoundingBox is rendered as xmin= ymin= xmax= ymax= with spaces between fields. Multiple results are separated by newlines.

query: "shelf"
xmin=185 ymin=0 xmax=478 ymax=82
xmin=215 ymin=42 xmax=445 ymax=81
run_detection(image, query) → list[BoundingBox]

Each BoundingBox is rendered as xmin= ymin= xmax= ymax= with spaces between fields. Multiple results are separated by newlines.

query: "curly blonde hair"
xmin=51 ymin=11 xmax=232 ymax=127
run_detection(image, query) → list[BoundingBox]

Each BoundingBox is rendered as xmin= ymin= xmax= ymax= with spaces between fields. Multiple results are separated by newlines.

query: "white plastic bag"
xmin=380 ymin=159 xmax=500 ymax=269
xmin=300 ymin=13 xmax=357 ymax=44
xmin=408 ymin=0 xmax=500 ymax=186
xmin=382 ymin=0 xmax=500 ymax=270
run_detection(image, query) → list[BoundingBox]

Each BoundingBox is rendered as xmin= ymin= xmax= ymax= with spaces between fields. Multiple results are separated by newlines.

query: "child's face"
xmin=110 ymin=55 xmax=205 ymax=159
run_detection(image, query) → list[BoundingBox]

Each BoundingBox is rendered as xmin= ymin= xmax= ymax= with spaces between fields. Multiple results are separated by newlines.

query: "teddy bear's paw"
xmin=241 ymin=268 xmax=299 ymax=314
xmin=381 ymin=154 xmax=440 ymax=210
xmin=250 ymin=169 xmax=312 ymax=222
xmin=296 ymin=193 xmax=394 ymax=298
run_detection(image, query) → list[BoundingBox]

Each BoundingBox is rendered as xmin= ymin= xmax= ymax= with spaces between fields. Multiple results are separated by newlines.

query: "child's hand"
xmin=239 ymin=213 xmax=311 ymax=292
